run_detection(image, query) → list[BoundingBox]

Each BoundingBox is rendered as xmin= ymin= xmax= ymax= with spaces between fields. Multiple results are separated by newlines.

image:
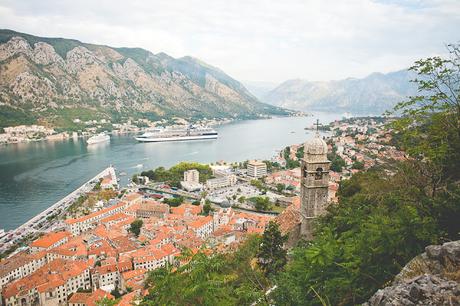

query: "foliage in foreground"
xmin=141 ymin=236 xmax=270 ymax=306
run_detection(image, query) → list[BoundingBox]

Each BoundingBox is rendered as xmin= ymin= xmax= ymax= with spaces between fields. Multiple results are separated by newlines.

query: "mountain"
xmin=0 ymin=29 xmax=287 ymax=128
xmin=242 ymin=80 xmax=279 ymax=101
xmin=263 ymin=70 xmax=418 ymax=114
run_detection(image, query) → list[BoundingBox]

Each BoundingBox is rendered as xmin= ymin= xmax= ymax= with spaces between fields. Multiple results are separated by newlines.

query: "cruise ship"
xmin=135 ymin=126 xmax=218 ymax=143
xmin=87 ymin=133 xmax=110 ymax=145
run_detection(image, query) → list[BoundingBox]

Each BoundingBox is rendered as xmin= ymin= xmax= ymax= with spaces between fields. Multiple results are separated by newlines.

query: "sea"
xmin=0 ymin=112 xmax=343 ymax=230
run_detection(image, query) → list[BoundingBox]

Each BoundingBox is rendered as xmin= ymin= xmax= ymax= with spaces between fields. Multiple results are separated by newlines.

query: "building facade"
xmin=300 ymin=134 xmax=330 ymax=240
xmin=247 ymin=160 xmax=267 ymax=178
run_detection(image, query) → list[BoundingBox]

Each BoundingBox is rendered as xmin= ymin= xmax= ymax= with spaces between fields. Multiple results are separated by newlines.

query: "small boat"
xmin=87 ymin=133 xmax=110 ymax=145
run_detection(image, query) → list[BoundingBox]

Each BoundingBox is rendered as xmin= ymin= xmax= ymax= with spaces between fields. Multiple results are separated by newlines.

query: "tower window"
xmin=315 ymin=168 xmax=323 ymax=180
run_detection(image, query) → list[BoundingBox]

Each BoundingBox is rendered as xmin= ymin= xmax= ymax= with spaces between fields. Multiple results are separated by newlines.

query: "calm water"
xmin=0 ymin=113 xmax=341 ymax=230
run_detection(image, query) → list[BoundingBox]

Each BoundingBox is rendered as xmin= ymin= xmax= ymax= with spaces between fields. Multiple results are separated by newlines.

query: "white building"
xmin=206 ymin=174 xmax=237 ymax=190
xmin=184 ymin=169 xmax=199 ymax=184
xmin=247 ymin=160 xmax=267 ymax=178
xmin=181 ymin=169 xmax=202 ymax=191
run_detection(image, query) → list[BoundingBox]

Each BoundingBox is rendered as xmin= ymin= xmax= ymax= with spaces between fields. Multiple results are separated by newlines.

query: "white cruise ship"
xmin=135 ymin=126 xmax=218 ymax=143
xmin=87 ymin=133 xmax=110 ymax=145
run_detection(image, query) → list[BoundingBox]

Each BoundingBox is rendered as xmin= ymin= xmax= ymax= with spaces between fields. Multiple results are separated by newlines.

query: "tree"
xmin=276 ymin=183 xmax=285 ymax=192
xmin=257 ymin=221 xmax=287 ymax=277
xmin=238 ymin=196 xmax=246 ymax=204
xmin=202 ymin=199 xmax=213 ymax=216
xmin=251 ymin=196 xmax=272 ymax=211
xmin=391 ymin=43 xmax=460 ymax=190
xmin=129 ymin=219 xmax=143 ymax=237
xmin=352 ymin=160 xmax=364 ymax=170
xmin=142 ymin=236 xmax=269 ymax=305
xmin=163 ymin=196 xmax=184 ymax=207
xmin=96 ymin=297 xmax=117 ymax=306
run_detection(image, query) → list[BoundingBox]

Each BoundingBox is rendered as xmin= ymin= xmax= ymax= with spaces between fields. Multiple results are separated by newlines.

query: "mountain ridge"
xmin=261 ymin=70 xmax=418 ymax=114
xmin=0 ymin=29 xmax=287 ymax=128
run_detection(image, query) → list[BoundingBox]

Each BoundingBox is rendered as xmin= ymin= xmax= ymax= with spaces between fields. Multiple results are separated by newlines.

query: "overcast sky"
xmin=0 ymin=0 xmax=459 ymax=83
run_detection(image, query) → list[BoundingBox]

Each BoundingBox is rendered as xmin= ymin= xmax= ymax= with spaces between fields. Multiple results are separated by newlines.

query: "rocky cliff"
xmin=365 ymin=240 xmax=460 ymax=305
xmin=0 ymin=29 xmax=286 ymax=128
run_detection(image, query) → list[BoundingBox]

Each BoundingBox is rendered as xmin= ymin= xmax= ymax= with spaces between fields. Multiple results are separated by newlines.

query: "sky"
xmin=0 ymin=0 xmax=459 ymax=83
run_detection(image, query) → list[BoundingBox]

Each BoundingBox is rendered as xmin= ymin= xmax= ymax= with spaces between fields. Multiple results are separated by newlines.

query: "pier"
xmin=0 ymin=166 xmax=117 ymax=253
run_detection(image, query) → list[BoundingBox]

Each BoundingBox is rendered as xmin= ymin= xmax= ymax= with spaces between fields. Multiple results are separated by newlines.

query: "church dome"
xmin=304 ymin=134 xmax=328 ymax=155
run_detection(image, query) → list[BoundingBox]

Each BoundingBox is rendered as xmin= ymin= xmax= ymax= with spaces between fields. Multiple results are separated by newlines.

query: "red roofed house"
xmin=2 ymin=259 xmax=92 ymax=306
xmin=29 ymin=231 xmax=72 ymax=253
xmin=91 ymin=264 xmax=120 ymax=292
xmin=187 ymin=216 xmax=214 ymax=239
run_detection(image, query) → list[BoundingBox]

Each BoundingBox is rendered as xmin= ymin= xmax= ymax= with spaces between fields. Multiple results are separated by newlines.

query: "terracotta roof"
xmin=122 ymin=268 xmax=146 ymax=280
xmin=2 ymin=259 xmax=92 ymax=299
xmin=275 ymin=197 xmax=301 ymax=234
xmin=117 ymin=290 xmax=138 ymax=306
xmin=171 ymin=203 xmax=201 ymax=216
xmin=187 ymin=215 xmax=212 ymax=229
xmin=30 ymin=231 xmax=71 ymax=248
xmin=68 ymin=289 xmax=114 ymax=306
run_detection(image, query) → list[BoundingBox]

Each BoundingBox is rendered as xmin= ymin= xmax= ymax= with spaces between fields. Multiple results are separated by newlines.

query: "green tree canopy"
xmin=257 ymin=221 xmax=287 ymax=277
xmin=129 ymin=219 xmax=143 ymax=237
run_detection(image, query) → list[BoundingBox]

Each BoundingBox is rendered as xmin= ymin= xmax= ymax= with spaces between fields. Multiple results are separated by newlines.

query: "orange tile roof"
xmin=68 ymin=289 xmax=114 ymax=306
xmin=122 ymin=268 xmax=146 ymax=280
xmin=187 ymin=215 xmax=212 ymax=229
xmin=171 ymin=203 xmax=201 ymax=216
xmin=101 ymin=212 xmax=129 ymax=224
xmin=117 ymin=290 xmax=138 ymax=306
xmin=30 ymin=231 xmax=71 ymax=248
xmin=2 ymin=259 xmax=92 ymax=299
xmin=94 ymin=264 xmax=117 ymax=275
xmin=275 ymin=197 xmax=301 ymax=234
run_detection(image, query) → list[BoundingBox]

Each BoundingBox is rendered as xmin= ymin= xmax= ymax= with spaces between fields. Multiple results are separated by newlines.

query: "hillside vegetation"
xmin=140 ymin=45 xmax=460 ymax=305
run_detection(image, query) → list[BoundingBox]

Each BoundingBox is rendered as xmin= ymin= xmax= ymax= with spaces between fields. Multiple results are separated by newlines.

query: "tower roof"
xmin=304 ymin=133 xmax=328 ymax=155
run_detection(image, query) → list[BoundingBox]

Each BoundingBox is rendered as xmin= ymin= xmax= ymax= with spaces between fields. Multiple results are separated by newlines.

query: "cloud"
xmin=0 ymin=0 xmax=459 ymax=82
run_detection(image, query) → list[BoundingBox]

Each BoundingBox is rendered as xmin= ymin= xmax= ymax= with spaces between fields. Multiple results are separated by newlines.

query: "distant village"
xmin=0 ymin=117 xmax=233 ymax=145
xmin=0 ymin=116 xmax=406 ymax=305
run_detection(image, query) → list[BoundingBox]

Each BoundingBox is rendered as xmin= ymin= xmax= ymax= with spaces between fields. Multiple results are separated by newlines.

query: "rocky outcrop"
xmin=0 ymin=29 xmax=285 ymax=126
xmin=365 ymin=241 xmax=460 ymax=306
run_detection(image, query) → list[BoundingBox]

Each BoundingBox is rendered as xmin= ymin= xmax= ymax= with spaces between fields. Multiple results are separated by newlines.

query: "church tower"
xmin=300 ymin=130 xmax=330 ymax=240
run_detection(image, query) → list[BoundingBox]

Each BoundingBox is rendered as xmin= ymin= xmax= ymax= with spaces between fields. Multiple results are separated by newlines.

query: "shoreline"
xmin=0 ymin=166 xmax=117 ymax=254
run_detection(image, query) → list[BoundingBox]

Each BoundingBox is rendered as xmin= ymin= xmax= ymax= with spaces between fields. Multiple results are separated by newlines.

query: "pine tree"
xmin=257 ymin=221 xmax=287 ymax=277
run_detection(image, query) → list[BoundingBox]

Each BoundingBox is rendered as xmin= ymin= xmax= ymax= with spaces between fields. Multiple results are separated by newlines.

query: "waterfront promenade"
xmin=0 ymin=166 xmax=117 ymax=253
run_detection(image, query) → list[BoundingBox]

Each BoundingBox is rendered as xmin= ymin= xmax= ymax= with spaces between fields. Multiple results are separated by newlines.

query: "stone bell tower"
xmin=300 ymin=124 xmax=330 ymax=240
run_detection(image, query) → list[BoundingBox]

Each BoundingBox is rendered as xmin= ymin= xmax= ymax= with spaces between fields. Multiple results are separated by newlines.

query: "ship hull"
xmin=135 ymin=134 xmax=218 ymax=143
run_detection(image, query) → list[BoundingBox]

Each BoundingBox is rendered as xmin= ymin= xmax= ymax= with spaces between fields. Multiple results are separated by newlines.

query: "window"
xmin=315 ymin=168 xmax=323 ymax=180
